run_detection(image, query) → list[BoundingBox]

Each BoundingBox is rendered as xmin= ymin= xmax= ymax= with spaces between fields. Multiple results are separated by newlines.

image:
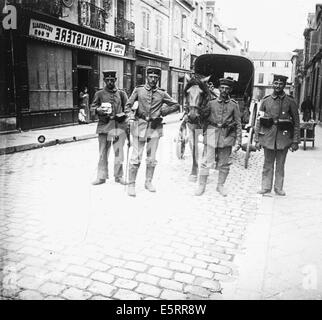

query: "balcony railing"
xmin=78 ymin=0 xmax=107 ymax=32
xmin=115 ymin=17 xmax=135 ymax=42
xmin=8 ymin=0 xmax=63 ymax=17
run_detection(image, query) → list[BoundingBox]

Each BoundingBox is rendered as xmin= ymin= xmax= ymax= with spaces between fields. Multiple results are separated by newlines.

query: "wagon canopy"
xmin=194 ymin=54 xmax=254 ymax=99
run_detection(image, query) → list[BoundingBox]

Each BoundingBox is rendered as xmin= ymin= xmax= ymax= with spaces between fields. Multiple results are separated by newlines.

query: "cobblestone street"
xmin=1 ymin=123 xmax=266 ymax=300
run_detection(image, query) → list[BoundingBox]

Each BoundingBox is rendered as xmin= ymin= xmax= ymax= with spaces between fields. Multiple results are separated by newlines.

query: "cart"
xmin=194 ymin=53 xmax=256 ymax=168
xmin=300 ymin=121 xmax=317 ymax=150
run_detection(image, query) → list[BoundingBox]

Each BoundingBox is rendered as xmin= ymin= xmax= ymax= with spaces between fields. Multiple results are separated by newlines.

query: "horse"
xmin=181 ymin=74 xmax=213 ymax=182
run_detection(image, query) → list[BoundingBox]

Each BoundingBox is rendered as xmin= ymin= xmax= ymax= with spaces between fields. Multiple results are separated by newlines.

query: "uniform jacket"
xmin=91 ymin=87 xmax=128 ymax=135
xmin=254 ymin=92 xmax=300 ymax=150
xmin=204 ymin=97 xmax=242 ymax=148
xmin=125 ymin=84 xmax=179 ymax=139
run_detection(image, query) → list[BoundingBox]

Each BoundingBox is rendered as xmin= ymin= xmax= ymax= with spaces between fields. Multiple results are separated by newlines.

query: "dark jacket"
xmin=91 ymin=87 xmax=128 ymax=135
xmin=125 ymin=84 xmax=179 ymax=138
xmin=203 ymin=97 xmax=242 ymax=148
xmin=254 ymin=93 xmax=300 ymax=150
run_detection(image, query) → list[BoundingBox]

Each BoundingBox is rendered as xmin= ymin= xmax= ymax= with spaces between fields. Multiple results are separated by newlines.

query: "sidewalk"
xmin=0 ymin=113 xmax=182 ymax=155
xmin=223 ymin=123 xmax=322 ymax=299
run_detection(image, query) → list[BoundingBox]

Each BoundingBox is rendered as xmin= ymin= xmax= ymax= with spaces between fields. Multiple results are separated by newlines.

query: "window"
xmin=174 ymin=7 xmax=180 ymax=36
xmin=156 ymin=18 xmax=163 ymax=52
xmin=200 ymin=7 xmax=203 ymax=27
xmin=272 ymin=61 xmax=276 ymax=67
xmin=181 ymin=14 xmax=187 ymax=38
xmin=258 ymin=73 xmax=264 ymax=84
xmin=194 ymin=3 xmax=199 ymax=24
xmin=260 ymin=61 xmax=264 ymax=67
xmin=285 ymin=61 xmax=289 ymax=68
xmin=142 ymin=10 xmax=150 ymax=48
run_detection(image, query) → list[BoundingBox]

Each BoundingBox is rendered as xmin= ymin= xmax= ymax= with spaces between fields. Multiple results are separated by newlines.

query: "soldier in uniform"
xmin=125 ymin=67 xmax=180 ymax=197
xmin=91 ymin=70 xmax=128 ymax=185
xmin=254 ymin=74 xmax=300 ymax=196
xmin=195 ymin=77 xmax=242 ymax=197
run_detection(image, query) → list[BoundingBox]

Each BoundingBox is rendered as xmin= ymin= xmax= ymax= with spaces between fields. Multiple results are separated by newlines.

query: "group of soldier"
xmin=90 ymin=67 xmax=300 ymax=198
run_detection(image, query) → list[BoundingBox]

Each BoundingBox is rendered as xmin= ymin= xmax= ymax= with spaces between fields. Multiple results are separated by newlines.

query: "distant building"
xmin=301 ymin=5 xmax=322 ymax=121
xmin=248 ymin=51 xmax=293 ymax=100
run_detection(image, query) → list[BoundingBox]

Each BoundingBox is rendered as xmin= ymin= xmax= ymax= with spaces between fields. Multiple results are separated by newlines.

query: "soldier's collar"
xmin=271 ymin=92 xmax=286 ymax=100
xmin=104 ymin=86 xmax=117 ymax=93
xmin=144 ymin=84 xmax=159 ymax=92
xmin=217 ymin=96 xmax=230 ymax=103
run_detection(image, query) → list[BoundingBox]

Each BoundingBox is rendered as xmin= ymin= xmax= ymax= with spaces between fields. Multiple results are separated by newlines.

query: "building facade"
xmin=0 ymin=0 xmax=135 ymax=132
xmin=249 ymin=51 xmax=293 ymax=101
xmin=301 ymin=6 xmax=322 ymax=121
xmin=132 ymin=0 xmax=171 ymax=90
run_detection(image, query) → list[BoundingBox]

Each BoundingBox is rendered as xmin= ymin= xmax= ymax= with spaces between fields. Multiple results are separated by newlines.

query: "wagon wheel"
xmin=176 ymin=121 xmax=188 ymax=159
xmin=244 ymin=127 xmax=254 ymax=169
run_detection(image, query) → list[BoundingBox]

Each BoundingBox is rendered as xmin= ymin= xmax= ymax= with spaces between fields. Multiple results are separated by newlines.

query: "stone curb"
xmin=0 ymin=119 xmax=181 ymax=155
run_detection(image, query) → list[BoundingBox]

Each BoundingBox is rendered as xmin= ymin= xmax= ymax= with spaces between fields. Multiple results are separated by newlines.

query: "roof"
xmin=248 ymin=51 xmax=293 ymax=61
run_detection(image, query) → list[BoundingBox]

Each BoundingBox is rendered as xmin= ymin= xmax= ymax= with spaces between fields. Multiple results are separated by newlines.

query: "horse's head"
xmin=184 ymin=74 xmax=211 ymax=124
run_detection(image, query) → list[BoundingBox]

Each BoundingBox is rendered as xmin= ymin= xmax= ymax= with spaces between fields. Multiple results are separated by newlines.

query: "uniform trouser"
xmin=97 ymin=132 xmax=126 ymax=179
xmin=130 ymin=136 xmax=160 ymax=167
xmin=199 ymin=145 xmax=232 ymax=185
xmin=262 ymin=147 xmax=288 ymax=191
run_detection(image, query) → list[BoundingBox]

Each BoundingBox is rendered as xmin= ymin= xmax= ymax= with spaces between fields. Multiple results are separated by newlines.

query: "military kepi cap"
xmin=103 ymin=70 xmax=117 ymax=79
xmin=146 ymin=67 xmax=161 ymax=77
xmin=219 ymin=77 xmax=234 ymax=87
xmin=273 ymin=74 xmax=288 ymax=83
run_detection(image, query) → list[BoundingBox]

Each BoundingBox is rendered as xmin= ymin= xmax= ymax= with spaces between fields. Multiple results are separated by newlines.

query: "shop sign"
xmin=29 ymin=19 xmax=125 ymax=56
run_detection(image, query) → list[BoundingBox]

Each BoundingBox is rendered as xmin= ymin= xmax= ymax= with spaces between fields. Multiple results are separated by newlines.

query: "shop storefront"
xmin=1 ymin=8 xmax=135 ymax=131
xmin=135 ymin=50 xmax=171 ymax=90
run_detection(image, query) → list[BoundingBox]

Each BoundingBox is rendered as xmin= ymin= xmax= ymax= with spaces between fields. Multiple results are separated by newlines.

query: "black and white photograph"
xmin=0 ymin=0 xmax=321 ymax=304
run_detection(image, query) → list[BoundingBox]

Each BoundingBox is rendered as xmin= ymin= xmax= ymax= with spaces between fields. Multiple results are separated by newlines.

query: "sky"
xmin=215 ymin=0 xmax=318 ymax=52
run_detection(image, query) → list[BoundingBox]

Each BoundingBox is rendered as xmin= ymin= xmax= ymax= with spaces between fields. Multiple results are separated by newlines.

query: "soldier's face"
xmin=105 ymin=78 xmax=116 ymax=90
xmin=273 ymin=80 xmax=285 ymax=94
xmin=219 ymin=85 xmax=232 ymax=99
xmin=147 ymin=75 xmax=159 ymax=88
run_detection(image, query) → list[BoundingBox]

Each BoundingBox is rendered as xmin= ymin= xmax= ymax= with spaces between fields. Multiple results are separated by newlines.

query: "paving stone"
xmin=113 ymin=289 xmax=144 ymax=300
xmin=169 ymin=262 xmax=192 ymax=273
xmin=160 ymin=289 xmax=187 ymax=300
xmin=85 ymin=259 xmax=109 ymax=272
xmin=61 ymin=287 xmax=92 ymax=300
xmin=174 ymin=272 xmax=195 ymax=284
xmin=159 ymin=279 xmax=183 ymax=291
xmin=38 ymin=282 xmax=66 ymax=296
xmin=64 ymin=265 xmax=93 ymax=277
xmin=135 ymin=283 xmax=161 ymax=298
xmin=191 ymin=268 xmax=214 ymax=279
xmin=62 ymin=275 xmax=92 ymax=289
xmin=193 ymin=277 xmax=221 ymax=291
xmin=90 ymin=271 xmax=114 ymax=284
xmin=146 ymin=257 xmax=168 ymax=268
xmin=18 ymin=290 xmax=45 ymax=300
xmin=113 ymin=278 xmax=138 ymax=290
xmin=102 ymin=257 xmax=125 ymax=267
xmin=124 ymin=261 xmax=148 ymax=272
xmin=148 ymin=267 xmax=173 ymax=279
xmin=17 ymin=275 xmax=46 ymax=290
xmin=135 ymin=273 xmax=159 ymax=286
xmin=195 ymin=254 xmax=220 ymax=264
xmin=87 ymin=281 xmax=117 ymax=297
xmin=162 ymin=252 xmax=184 ymax=262
xmin=109 ymin=267 xmax=136 ymax=280
xmin=183 ymin=285 xmax=211 ymax=298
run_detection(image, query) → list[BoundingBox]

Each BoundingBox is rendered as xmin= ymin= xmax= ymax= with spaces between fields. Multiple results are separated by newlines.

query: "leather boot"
xmin=216 ymin=184 xmax=227 ymax=197
xmin=194 ymin=175 xmax=208 ymax=196
xmin=145 ymin=166 xmax=156 ymax=192
xmin=216 ymin=171 xmax=228 ymax=197
xmin=92 ymin=178 xmax=106 ymax=185
xmin=114 ymin=164 xmax=127 ymax=185
xmin=127 ymin=165 xmax=139 ymax=197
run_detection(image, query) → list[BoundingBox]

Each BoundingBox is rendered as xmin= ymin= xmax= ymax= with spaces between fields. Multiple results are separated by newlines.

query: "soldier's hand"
xmin=255 ymin=142 xmax=261 ymax=151
xmin=289 ymin=143 xmax=299 ymax=152
xmin=96 ymin=106 xmax=108 ymax=116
